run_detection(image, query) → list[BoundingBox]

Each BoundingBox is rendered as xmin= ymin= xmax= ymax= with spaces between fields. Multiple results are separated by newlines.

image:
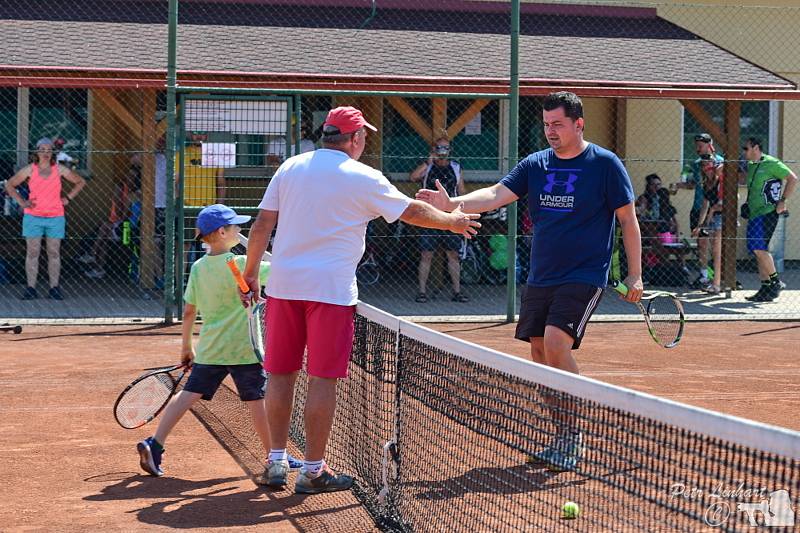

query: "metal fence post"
xmin=506 ymin=0 xmax=520 ymax=323
xmin=163 ymin=0 xmax=179 ymax=324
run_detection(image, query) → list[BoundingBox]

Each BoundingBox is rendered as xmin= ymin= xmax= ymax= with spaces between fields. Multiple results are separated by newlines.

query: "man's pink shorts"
xmin=264 ymin=296 xmax=356 ymax=379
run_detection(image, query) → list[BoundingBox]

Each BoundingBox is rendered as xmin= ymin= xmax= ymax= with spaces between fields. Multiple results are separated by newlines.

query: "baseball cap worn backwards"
xmin=36 ymin=137 xmax=54 ymax=148
xmin=694 ymin=133 xmax=712 ymax=143
xmin=196 ymin=204 xmax=251 ymax=238
xmin=323 ymin=106 xmax=378 ymax=135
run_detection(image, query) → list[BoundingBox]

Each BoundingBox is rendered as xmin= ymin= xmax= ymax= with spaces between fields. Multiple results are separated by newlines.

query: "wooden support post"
xmin=354 ymin=96 xmax=383 ymax=170
xmin=140 ymin=91 xmax=157 ymax=289
xmin=432 ymin=98 xmax=447 ymax=141
xmin=721 ymin=100 xmax=741 ymax=293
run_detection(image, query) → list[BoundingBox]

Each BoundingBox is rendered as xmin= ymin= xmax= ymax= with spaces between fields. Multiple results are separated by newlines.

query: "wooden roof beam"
xmin=93 ymin=89 xmax=142 ymax=141
xmin=386 ymin=96 xmax=432 ymax=143
xmin=679 ymin=99 xmax=724 ymax=145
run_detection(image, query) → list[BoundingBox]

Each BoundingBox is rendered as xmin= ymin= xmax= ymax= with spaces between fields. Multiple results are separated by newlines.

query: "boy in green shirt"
xmin=742 ymin=138 xmax=797 ymax=302
xmin=137 ymin=204 xmax=301 ymax=478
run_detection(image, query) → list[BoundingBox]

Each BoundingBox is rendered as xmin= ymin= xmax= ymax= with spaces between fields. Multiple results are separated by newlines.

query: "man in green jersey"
xmin=742 ymin=137 xmax=797 ymax=302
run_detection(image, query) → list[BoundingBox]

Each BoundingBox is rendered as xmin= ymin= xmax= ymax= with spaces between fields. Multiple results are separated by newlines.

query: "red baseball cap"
xmin=323 ymin=106 xmax=377 ymax=135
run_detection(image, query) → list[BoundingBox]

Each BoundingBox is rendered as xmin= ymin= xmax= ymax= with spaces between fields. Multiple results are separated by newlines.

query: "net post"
xmin=505 ymin=0 xmax=520 ymax=323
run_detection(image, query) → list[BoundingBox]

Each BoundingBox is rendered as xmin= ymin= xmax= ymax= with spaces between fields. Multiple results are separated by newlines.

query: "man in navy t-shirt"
xmin=417 ymin=92 xmax=643 ymax=471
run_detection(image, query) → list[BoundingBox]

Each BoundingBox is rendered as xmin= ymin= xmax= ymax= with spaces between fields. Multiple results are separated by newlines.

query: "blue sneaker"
xmin=546 ymin=432 xmax=583 ymax=472
xmin=137 ymin=437 xmax=164 ymax=476
xmin=526 ymin=437 xmax=558 ymax=464
xmin=287 ymin=453 xmax=303 ymax=470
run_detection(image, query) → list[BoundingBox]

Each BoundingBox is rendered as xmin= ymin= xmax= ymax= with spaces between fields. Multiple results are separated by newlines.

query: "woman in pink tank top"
xmin=3 ymin=138 xmax=86 ymax=300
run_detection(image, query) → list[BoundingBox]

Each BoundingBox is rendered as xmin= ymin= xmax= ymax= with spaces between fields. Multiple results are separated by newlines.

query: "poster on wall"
xmin=201 ymin=143 xmax=236 ymax=167
xmin=465 ymin=112 xmax=482 ymax=135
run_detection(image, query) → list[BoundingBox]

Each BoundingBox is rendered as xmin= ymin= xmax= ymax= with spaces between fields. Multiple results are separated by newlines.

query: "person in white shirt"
xmin=243 ymin=106 xmax=480 ymax=495
xmin=266 ymin=122 xmax=316 ymax=166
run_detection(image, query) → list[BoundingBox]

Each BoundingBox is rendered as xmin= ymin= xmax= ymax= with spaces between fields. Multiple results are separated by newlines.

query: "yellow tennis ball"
xmin=562 ymin=501 xmax=581 ymax=519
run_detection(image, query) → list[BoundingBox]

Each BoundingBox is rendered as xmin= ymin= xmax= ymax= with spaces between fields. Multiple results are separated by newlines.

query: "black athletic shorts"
xmin=183 ymin=363 xmax=267 ymax=401
xmin=690 ymin=207 xmax=701 ymax=231
xmin=515 ymin=283 xmax=604 ymax=349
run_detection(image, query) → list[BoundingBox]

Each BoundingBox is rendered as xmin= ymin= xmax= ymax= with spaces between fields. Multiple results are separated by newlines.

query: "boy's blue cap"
xmin=196 ymin=204 xmax=251 ymax=237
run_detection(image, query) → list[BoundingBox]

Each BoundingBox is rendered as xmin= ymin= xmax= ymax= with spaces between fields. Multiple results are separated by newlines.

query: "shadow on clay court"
xmin=7 ymin=324 xmax=174 ymax=342
xmin=405 ymin=463 xmax=590 ymax=501
xmin=740 ymin=324 xmax=800 ymax=336
xmin=83 ymin=472 xmax=361 ymax=529
xmin=432 ymin=322 xmax=509 ymax=334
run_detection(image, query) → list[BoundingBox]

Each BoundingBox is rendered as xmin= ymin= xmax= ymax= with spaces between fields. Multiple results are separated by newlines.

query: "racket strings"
xmin=646 ymin=296 xmax=683 ymax=345
xmin=249 ymin=301 xmax=266 ymax=361
xmin=115 ymin=373 xmax=175 ymax=428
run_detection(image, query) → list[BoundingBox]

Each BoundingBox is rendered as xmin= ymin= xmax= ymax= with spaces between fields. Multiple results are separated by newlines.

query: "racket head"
xmin=113 ymin=365 xmax=187 ymax=429
xmin=357 ymin=261 xmax=379 ymax=286
xmin=643 ymin=293 xmax=685 ymax=348
xmin=248 ymin=300 xmax=265 ymax=362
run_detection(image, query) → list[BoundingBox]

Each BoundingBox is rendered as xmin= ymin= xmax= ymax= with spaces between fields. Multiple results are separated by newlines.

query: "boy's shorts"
xmin=515 ymin=283 xmax=603 ymax=350
xmin=183 ymin=363 xmax=266 ymax=401
xmin=265 ymin=297 xmax=356 ymax=379
xmin=746 ymin=212 xmax=779 ymax=253
xmin=22 ymin=214 xmax=65 ymax=239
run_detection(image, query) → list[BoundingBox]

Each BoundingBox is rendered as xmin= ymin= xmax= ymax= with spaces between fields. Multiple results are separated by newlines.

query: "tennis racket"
xmin=113 ymin=364 xmax=188 ymax=429
xmin=226 ymin=257 xmax=265 ymax=362
xmin=613 ymin=281 xmax=685 ymax=348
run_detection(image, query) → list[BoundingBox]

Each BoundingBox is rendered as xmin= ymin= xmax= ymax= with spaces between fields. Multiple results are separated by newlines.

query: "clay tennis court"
xmin=1 ymin=318 xmax=798 ymax=531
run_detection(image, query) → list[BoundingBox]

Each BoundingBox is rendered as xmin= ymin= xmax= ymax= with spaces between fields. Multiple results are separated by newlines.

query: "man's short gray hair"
xmin=321 ymin=132 xmax=353 ymax=146
xmin=321 ymin=126 xmax=362 ymax=147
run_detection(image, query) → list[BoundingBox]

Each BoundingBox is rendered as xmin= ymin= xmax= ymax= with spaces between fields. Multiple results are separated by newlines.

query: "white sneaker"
xmin=77 ymin=253 xmax=95 ymax=264
xmin=84 ymin=268 xmax=105 ymax=279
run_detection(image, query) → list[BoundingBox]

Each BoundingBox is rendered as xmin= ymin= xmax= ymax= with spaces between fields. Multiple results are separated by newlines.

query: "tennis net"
xmin=197 ymin=303 xmax=800 ymax=532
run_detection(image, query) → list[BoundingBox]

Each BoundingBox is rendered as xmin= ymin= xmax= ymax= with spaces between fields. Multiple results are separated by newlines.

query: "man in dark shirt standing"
xmin=417 ymin=92 xmax=643 ymax=472
xmin=410 ymin=137 xmax=468 ymax=302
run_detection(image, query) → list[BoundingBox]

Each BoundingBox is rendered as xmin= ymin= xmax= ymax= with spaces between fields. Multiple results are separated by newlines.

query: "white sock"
xmin=302 ymin=459 xmax=325 ymax=477
xmin=268 ymin=449 xmax=287 ymax=463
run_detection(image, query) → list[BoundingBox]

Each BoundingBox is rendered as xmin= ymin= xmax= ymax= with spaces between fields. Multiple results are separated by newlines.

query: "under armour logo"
xmin=544 ymin=172 xmax=579 ymax=194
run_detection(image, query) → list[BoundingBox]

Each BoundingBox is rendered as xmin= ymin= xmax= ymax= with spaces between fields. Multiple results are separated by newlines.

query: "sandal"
xmin=452 ymin=292 xmax=470 ymax=303
xmin=415 ymin=292 xmax=429 ymax=303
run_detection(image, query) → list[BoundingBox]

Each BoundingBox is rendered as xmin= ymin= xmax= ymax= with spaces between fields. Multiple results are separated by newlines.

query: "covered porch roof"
xmin=0 ymin=0 xmax=795 ymax=99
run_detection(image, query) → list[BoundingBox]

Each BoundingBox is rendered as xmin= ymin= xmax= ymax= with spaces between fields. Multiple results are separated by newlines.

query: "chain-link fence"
xmin=1 ymin=0 xmax=799 ymax=323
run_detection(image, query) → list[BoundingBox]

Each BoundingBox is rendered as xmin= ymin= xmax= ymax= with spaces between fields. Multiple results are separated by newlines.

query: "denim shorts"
xmin=183 ymin=363 xmax=267 ymax=401
xmin=22 ymin=214 xmax=65 ymax=239
xmin=704 ymin=213 xmax=722 ymax=232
